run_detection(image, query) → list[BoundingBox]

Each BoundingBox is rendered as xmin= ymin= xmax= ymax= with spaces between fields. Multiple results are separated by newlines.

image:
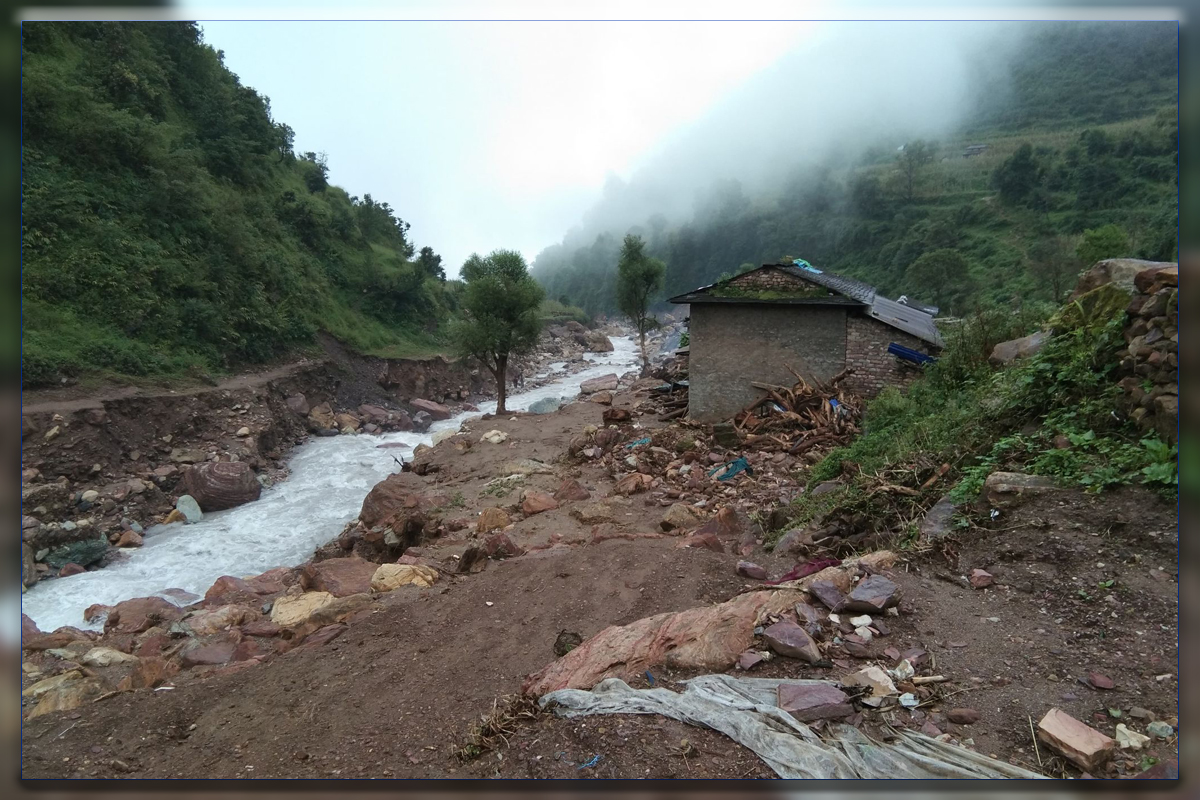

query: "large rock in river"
xmin=580 ymin=374 xmax=618 ymax=394
xmin=409 ymin=398 xmax=452 ymax=420
xmin=181 ymin=461 xmax=262 ymax=512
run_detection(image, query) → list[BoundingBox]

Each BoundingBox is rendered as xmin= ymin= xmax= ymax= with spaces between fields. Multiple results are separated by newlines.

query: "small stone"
xmin=1087 ymin=672 xmax=1115 ymax=690
xmin=848 ymin=615 xmax=872 ymax=627
xmin=1128 ymin=707 xmax=1155 ymax=721
xmin=736 ymin=561 xmax=767 ymax=580
xmin=808 ymin=580 xmax=846 ymax=611
xmin=1146 ymin=721 xmax=1174 ymax=739
xmin=1037 ymin=708 xmax=1115 ymax=772
xmin=853 ymin=626 xmax=873 ymax=642
xmin=58 ymin=563 xmax=85 ymax=578
xmin=762 ymin=620 xmax=822 ymax=663
xmin=843 ymin=574 xmax=899 ymax=612
xmin=737 ymin=650 xmax=766 ymax=670
xmin=1114 ymin=723 xmax=1150 ymax=750
xmin=236 ymin=427 xmax=251 ymax=437
xmin=969 ymin=569 xmax=994 ymax=589
xmin=80 ymin=490 xmax=99 ymax=504
xmin=777 ymin=683 xmax=853 ymax=722
xmin=947 ymin=708 xmax=980 ymax=725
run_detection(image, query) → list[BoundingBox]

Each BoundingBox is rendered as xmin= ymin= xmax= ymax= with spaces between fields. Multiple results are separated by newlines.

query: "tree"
xmin=1026 ymin=235 xmax=1076 ymax=303
xmin=616 ymin=234 xmax=665 ymax=374
xmin=1075 ymin=224 xmax=1129 ymax=266
xmin=415 ymin=246 xmax=445 ymax=281
xmin=896 ymin=140 xmax=934 ymax=203
xmin=992 ymin=142 xmax=1044 ymax=205
xmin=449 ymin=249 xmax=544 ymax=413
xmin=904 ymin=248 xmax=976 ymax=316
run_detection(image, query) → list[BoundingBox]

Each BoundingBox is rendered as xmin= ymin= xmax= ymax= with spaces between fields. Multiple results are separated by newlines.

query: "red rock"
xmin=736 ymin=561 xmax=767 ymax=580
xmin=601 ymin=407 xmax=631 ymax=425
xmin=105 ymin=597 xmax=185 ymax=635
xmin=842 ymin=575 xmax=900 ymax=612
xmin=83 ymin=604 xmax=111 ymax=624
xmin=458 ymin=545 xmax=489 ymax=574
xmin=24 ymin=626 xmax=97 ymax=651
xmin=476 ymin=507 xmax=511 ymax=534
xmin=116 ymin=658 xmax=178 ymax=691
xmin=778 ymin=683 xmax=853 ymax=722
xmin=135 ymin=631 xmax=171 ymax=658
xmin=807 ymin=580 xmax=847 ymax=611
xmin=58 ymin=563 xmax=86 ymax=577
xmin=1037 ymin=708 xmax=1115 ymax=772
xmin=589 ymin=391 xmax=613 ymax=405
xmin=300 ymin=557 xmax=377 ymax=597
xmin=247 ymin=567 xmax=296 ymax=593
xmin=521 ymin=491 xmax=558 ymax=515
xmin=116 ymin=530 xmax=143 ymax=548
xmin=921 ymin=721 xmax=943 ymax=738
xmin=614 ymin=473 xmax=654 ymax=496
xmin=298 ymin=623 xmax=347 ymax=649
xmin=678 ymin=532 xmax=724 ymax=553
xmin=181 ymin=461 xmax=262 ymax=512
xmin=947 ymin=707 xmax=980 ymax=724
xmin=240 ymin=619 xmax=282 ymax=638
xmin=762 ymin=620 xmax=822 ymax=663
xmin=285 ymin=393 xmax=310 ymax=416
xmin=180 ymin=638 xmax=236 ymax=667
xmin=483 ymin=532 xmax=525 ymax=560
xmin=359 ymin=476 xmax=426 ymax=529
xmin=969 ymin=569 xmax=994 ymax=588
xmin=409 ymin=398 xmax=452 ymax=420
xmin=737 ymin=651 xmax=765 ymax=670
xmin=554 ymin=479 xmax=591 ymax=502
xmin=21 ymin=614 xmax=42 ymax=641
xmin=1087 ymin=672 xmax=1114 ymax=690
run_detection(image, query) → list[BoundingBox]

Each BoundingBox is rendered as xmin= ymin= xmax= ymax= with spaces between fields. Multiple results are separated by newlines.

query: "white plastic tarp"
xmin=540 ymin=674 xmax=1045 ymax=780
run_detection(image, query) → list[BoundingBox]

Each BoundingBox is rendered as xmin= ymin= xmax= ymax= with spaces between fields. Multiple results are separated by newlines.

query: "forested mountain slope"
xmin=532 ymin=22 xmax=1178 ymax=316
xmin=22 ymin=22 xmax=454 ymax=387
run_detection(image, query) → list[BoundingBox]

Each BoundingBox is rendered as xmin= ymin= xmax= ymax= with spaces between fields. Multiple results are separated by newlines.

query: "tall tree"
xmin=904 ymin=248 xmax=976 ymax=316
xmin=415 ymin=246 xmax=445 ymax=281
xmin=1026 ymin=235 xmax=1075 ymax=303
xmin=616 ymin=234 xmax=665 ymax=374
xmin=896 ymin=140 xmax=935 ymax=203
xmin=450 ymin=250 xmax=544 ymax=413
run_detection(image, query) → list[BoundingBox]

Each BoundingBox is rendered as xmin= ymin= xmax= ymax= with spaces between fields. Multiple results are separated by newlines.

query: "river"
xmin=20 ymin=337 xmax=640 ymax=633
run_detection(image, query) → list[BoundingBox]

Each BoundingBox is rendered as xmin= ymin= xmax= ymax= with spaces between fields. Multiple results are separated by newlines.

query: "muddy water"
xmin=21 ymin=338 xmax=640 ymax=633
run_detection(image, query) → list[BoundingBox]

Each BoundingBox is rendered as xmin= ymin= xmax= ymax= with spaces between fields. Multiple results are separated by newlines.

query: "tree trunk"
xmin=639 ymin=325 xmax=649 ymax=375
xmin=495 ymin=354 xmax=508 ymax=414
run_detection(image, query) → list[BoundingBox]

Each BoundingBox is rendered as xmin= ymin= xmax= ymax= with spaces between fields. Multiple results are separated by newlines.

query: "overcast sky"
xmin=199 ymin=19 xmax=818 ymax=273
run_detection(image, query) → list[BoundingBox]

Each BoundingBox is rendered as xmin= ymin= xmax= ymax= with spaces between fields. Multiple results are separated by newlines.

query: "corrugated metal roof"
xmin=869 ymin=296 xmax=944 ymax=346
xmin=778 ymin=265 xmax=877 ymax=304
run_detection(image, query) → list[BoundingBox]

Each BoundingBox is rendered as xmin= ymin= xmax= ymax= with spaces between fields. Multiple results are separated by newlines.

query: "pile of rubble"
xmin=732 ymin=368 xmax=863 ymax=455
xmin=1114 ymin=262 xmax=1178 ymax=444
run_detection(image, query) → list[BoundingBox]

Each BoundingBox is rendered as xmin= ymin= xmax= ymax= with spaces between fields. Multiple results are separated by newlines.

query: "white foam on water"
xmin=20 ymin=337 xmax=640 ymax=634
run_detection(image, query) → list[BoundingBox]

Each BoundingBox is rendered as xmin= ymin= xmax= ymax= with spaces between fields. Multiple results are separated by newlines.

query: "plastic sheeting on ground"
xmin=540 ymin=674 xmax=1046 ymax=779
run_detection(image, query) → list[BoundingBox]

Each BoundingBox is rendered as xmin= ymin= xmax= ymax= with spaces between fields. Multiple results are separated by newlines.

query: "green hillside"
xmin=533 ymin=22 xmax=1178 ymax=316
xmin=21 ymin=22 xmax=456 ymax=388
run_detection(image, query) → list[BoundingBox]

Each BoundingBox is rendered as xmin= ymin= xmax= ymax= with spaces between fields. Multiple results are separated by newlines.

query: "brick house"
xmin=668 ymin=262 xmax=943 ymax=423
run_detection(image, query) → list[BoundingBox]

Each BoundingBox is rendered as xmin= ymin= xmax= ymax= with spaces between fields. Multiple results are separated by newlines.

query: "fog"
xmin=548 ymin=21 xmax=1028 ymax=255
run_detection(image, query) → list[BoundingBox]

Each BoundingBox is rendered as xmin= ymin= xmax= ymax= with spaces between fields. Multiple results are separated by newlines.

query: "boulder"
xmin=370 ymin=563 xmax=438 ymax=592
xmin=409 ymin=398 xmax=452 ymax=420
xmin=359 ymin=476 xmax=425 ymax=529
xmin=736 ymin=561 xmax=768 ymax=580
xmin=476 ymin=507 xmax=511 ymax=534
xmin=357 ymin=404 xmax=390 ymax=424
xmin=180 ymin=637 xmax=237 ymax=667
xmin=80 ymin=646 xmax=140 ymax=668
xmin=989 ymin=330 xmax=1049 ymax=366
xmin=335 ymin=413 xmax=360 ymax=432
xmin=918 ymin=496 xmax=957 ymax=540
xmin=175 ymin=494 xmax=203 ymax=523
xmin=660 ymin=503 xmax=704 ymax=532
xmin=480 ymin=429 xmax=508 ymax=444
xmin=25 ymin=677 xmax=106 ymax=720
xmin=457 ymin=545 xmax=489 ymax=573
xmin=22 ymin=669 xmax=84 ymax=700
xmin=308 ymin=402 xmax=337 ymax=430
xmin=842 ymin=574 xmax=900 ymax=613
xmin=554 ymin=479 xmax=590 ymax=502
xmin=181 ymin=462 xmax=261 ymax=512
xmin=483 ymin=532 xmax=525 ymax=559
xmin=589 ymin=391 xmax=613 ymax=405
xmin=521 ymin=490 xmax=558 ymax=516
xmin=300 ymin=557 xmax=378 ymax=597
xmin=285 ymin=393 xmax=310 ymax=416
xmin=1133 ymin=263 xmax=1178 ymax=292
xmin=579 ymin=374 xmax=619 ymax=394
xmin=58 ymin=563 xmax=86 ymax=577
xmin=984 ymin=471 xmax=1059 ymax=507
xmin=523 ymin=587 xmax=808 ymax=696
xmin=1037 ymin=708 xmax=1115 ymax=772
xmin=527 ymin=397 xmax=563 ymax=415
xmin=762 ymin=620 xmax=822 ymax=663
xmin=115 ymin=530 xmax=143 ymax=548
xmin=185 ymin=604 xmax=258 ymax=635
xmin=411 ymin=411 xmax=433 ymax=432
xmin=269 ymin=591 xmax=337 ymax=628
xmin=570 ymin=501 xmax=615 ymax=525
xmin=583 ymin=333 xmax=614 ymax=353
xmin=778 ymin=683 xmax=853 ymax=722
xmin=774 ymin=528 xmax=813 ymax=557
xmin=1071 ymin=258 xmax=1172 ymax=298
xmin=105 ymin=597 xmax=186 ymax=635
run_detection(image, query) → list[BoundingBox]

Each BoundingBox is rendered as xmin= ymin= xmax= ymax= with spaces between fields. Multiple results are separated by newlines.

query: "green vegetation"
xmin=449 ymin=250 xmax=545 ymax=413
xmin=533 ymin=23 xmax=1177 ymax=317
xmin=616 ymin=234 xmax=665 ymax=373
xmin=772 ymin=291 xmax=1175 ymax=545
xmin=22 ymin=22 xmax=457 ymax=387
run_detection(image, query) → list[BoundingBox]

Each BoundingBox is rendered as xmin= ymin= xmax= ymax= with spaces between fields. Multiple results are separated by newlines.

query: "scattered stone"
xmin=1146 ymin=721 xmax=1174 ymax=739
xmin=737 ymin=650 xmax=767 ymax=670
xmin=300 ymin=557 xmax=377 ymax=597
xmin=1037 ymin=708 xmax=1115 ymax=772
xmin=269 ymin=592 xmax=337 ymax=628
xmin=989 ymin=330 xmax=1049 ymax=365
xmin=918 ymin=496 xmax=957 ymax=540
xmin=1114 ymin=723 xmax=1150 ymax=750
xmin=521 ymin=490 xmax=558 ymax=515
xmin=498 ymin=458 xmax=554 ymax=476
xmin=285 ymin=393 xmax=310 ymax=416
xmin=947 ymin=708 xmax=980 ymax=725
xmin=554 ymin=630 xmax=584 ymax=657
xmin=678 ymin=532 xmax=723 ymax=553
xmin=843 ymin=575 xmax=900 ymax=612
xmin=80 ymin=647 xmax=140 ymax=668
xmin=115 ymin=530 xmax=143 ymax=548
xmin=105 ymin=597 xmax=186 ymax=635
xmin=984 ymin=471 xmax=1059 ymax=507
xmin=774 ymin=527 xmax=813 ymax=556
xmin=175 ymin=495 xmax=203 ymax=524
xmin=58 ymin=562 xmax=85 ymax=578
xmin=848 ymin=614 xmax=872 ymax=627
xmin=660 ymin=503 xmax=704 ymax=532
xmin=841 ymin=666 xmax=897 ymax=697
xmin=410 ymin=398 xmax=452 ymax=420
xmin=480 ymin=429 xmax=508 ymax=444
xmin=807 ymin=580 xmax=847 ymax=612
xmin=570 ymin=501 xmax=615 ymax=525
xmin=181 ymin=638 xmax=236 ymax=667
xmin=969 ymin=569 xmax=994 ymax=589
xmin=614 ymin=472 xmax=654 ymax=496
xmin=370 ymin=563 xmax=438 ymax=592
xmin=476 ymin=507 xmax=511 ymax=534
xmin=25 ymin=677 xmax=106 ymax=720
xmin=554 ymin=479 xmax=590 ymax=502
xmin=711 ymin=422 xmax=739 ymax=448
xmin=762 ymin=620 xmax=822 ymax=663
xmin=579 ymin=374 xmax=618 ymax=394
xmin=457 ymin=545 xmax=489 ymax=574
xmin=601 ymin=407 xmax=631 ymax=425
xmin=778 ymin=683 xmax=853 ymax=722
xmin=736 ymin=561 xmax=767 ymax=580
xmin=1128 ymin=707 xmax=1155 ymax=721
xmin=1087 ymin=672 xmax=1115 ymax=690
xmin=483 ymin=532 xmax=525 ymax=559
xmin=589 ymin=391 xmax=613 ymax=405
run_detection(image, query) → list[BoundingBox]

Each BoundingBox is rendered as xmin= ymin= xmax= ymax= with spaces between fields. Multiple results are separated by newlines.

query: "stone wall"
xmin=688 ymin=304 xmax=849 ymax=423
xmin=727 ymin=268 xmax=815 ymax=291
xmin=841 ymin=315 xmax=933 ymax=397
xmin=1114 ymin=263 xmax=1178 ymax=444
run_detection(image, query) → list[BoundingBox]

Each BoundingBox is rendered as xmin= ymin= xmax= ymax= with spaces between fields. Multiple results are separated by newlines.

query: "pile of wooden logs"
xmin=733 ymin=367 xmax=864 ymax=455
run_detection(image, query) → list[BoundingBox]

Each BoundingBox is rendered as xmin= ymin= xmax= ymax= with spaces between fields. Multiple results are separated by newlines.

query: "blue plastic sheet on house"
xmin=625 ymin=437 xmax=652 ymax=449
xmin=708 ymin=456 xmax=752 ymax=481
xmin=888 ymin=342 xmax=937 ymax=365
xmin=792 ymin=258 xmax=822 ymax=274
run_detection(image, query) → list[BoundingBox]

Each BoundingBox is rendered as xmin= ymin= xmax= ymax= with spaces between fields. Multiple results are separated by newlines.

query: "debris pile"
xmin=732 ymin=368 xmax=863 ymax=456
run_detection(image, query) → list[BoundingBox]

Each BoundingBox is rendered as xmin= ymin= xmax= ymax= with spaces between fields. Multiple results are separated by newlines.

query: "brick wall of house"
xmin=727 ymin=269 xmax=816 ymax=291
xmin=841 ymin=314 xmax=933 ymax=397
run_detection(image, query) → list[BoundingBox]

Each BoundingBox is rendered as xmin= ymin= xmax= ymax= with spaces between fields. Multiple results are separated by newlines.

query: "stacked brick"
xmin=842 ymin=315 xmax=929 ymax=398
xmin=1115 ymin=263 xmax=1178 ymax=445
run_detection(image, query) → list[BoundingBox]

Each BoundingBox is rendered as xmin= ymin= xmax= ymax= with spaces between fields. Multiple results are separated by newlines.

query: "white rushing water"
xmin=21 ymin=337 xmax=640 ymax=633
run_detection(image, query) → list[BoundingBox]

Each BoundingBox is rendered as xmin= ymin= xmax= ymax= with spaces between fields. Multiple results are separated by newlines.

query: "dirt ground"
xmin=20 ymin=383 xmax=1179 ymax=780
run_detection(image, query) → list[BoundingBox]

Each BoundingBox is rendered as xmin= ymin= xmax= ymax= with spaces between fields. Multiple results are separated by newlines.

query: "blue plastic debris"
xmin=792 ymin=258 xmax=822 ymax=274
xmin=625 ymin=437 xmax=652 ymax=449
xmin=888 ymin=342 xmax=937 ymax=365
xmin=577 ymin=754 xmax=602 ymax=770
xmin=708 ymin=456 xmax=753 ymax=481
xmin=645 ymin=671 xmax=656 ymax=686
